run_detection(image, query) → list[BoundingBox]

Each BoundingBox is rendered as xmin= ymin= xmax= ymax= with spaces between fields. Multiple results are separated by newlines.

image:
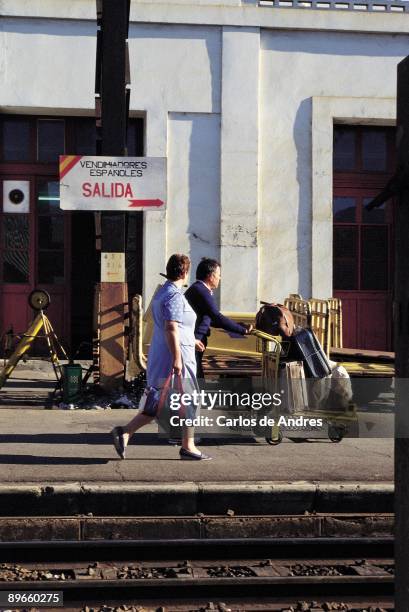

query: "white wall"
xmin=2 ymin=7 xmax=409 ymax=309
xmin=167 ymin=112 xmax=221 ymax=278
xmin=0 ymin=18 xmax=96 ymax=111
xmin=128 ymin=23 xmax=222 ymax=302
xmin=220 ymin=27 xmax=260 ymax=311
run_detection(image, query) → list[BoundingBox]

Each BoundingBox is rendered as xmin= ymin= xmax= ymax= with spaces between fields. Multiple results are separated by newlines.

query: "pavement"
xmin=0 ymin=359 xmax=82 ymax=409
xmin=0 ymin=360 xmax=394 ymax=517
xmin=0 ymin=408 xmax=393 ymax=483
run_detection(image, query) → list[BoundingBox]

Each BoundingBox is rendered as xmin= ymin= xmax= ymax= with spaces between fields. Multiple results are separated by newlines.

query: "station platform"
xmin=0 ymin=360 xmax=394 ymax=519
xmin=0 ymin=409 xmax=394 ymax=518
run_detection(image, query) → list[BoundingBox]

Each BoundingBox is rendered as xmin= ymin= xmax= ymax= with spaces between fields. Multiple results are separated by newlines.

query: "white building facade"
xmin=1 ymin=0 xmax=407 ymax=351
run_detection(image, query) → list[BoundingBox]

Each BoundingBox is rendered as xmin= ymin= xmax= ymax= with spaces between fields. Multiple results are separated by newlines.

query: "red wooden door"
xmin=333 ymin=126 xmax=395 ymax=351
xmin=0 ymin=175 xmax=70 ymax=352
xmin=333 ymin=189 xmax=393 ymax=350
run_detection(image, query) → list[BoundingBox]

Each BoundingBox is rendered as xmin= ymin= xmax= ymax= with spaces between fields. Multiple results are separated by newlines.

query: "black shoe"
xmin=111 ymin=426 xmax=126 ymax=459
xmin=179 ymin=447 xmax=212 ymax=461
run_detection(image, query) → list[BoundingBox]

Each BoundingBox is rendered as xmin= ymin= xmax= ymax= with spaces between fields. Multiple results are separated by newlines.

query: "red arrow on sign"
xmin=128 ymin=199 xmax=164 ymax=208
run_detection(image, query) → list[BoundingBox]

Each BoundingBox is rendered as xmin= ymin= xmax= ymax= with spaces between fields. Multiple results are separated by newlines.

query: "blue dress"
xmin=147 ymin=281 xmax=198 ymax=397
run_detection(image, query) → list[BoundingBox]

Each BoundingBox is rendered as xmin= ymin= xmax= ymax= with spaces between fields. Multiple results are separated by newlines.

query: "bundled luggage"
xmin=256 ymin=299 xmax=354 ymax=440
xmin=255 ymin=302 xmax=295 ymax=339
xmin=255 ymin=301 xmax=331 ymax=378
xmin=256 ymin=302 xmax=352 ymax=409
xmin=288 ymin=327 xmax=332 ymax=378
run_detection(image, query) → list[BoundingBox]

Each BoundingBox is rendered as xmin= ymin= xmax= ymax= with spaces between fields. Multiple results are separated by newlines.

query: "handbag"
xmin=141 ymin=372 xmax=186 ymax=422
xmin=140 ymin=386 xmax=161 ymax=417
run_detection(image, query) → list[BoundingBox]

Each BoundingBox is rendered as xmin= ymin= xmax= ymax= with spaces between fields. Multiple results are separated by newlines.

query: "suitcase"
xmin=288 ymin=328 xmax=332 ymax=378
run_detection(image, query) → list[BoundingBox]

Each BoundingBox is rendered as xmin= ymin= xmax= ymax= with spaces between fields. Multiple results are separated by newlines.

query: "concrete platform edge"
xmin=0 ymin=481 xmax=394 ymax=516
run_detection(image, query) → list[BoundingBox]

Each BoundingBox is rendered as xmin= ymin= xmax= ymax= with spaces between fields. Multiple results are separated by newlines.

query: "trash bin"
xmin=62 ymin=363 xmax=82 ymax=403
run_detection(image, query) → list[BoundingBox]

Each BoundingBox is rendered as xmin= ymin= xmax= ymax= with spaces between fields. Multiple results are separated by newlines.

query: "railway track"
xmin=0 ymin=538 xmax=394 ymax=610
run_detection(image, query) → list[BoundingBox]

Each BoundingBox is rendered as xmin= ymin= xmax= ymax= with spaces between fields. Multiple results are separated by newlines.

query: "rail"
xmin=259 ymin=0 xmax=409 ymax=12
xmin=0 ymin=537 xmax=393 ymax=606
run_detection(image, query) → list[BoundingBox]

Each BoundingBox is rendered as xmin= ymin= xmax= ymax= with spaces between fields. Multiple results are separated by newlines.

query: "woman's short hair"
xmin=166 ymin=253 xmax=191 ymax=281
xmin=196 ymin=257 xmax=220 ymax=281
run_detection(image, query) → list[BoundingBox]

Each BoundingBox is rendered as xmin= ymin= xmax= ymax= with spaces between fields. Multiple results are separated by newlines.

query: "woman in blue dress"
xmin=111 ymin=254 xmax=211 ymax=461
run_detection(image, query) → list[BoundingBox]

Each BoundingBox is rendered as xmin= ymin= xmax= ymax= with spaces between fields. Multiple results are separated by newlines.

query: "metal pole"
xmin=395 ymin=55 xmax=409 ymax=611
xmin=95 ymin=0 xmax=130 ymax=390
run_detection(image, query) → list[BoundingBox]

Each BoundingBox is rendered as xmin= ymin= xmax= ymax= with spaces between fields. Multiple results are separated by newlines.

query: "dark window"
xmin=3 ymin=250 xmax=29 ymax=283
xmin=1 ymin=214 xmax=30 ymax=283
xmin=71 ymin=119 xmax=97 ymax=155
xmin=333 ymin=260 xmax=358 ymax=291
xmin=38 ymin=216 xmax=64 ymax=249
xmin=333 ymin=125 xmax=394 ymax=173
xmin=37 ymin=120 xmax=65 ymax=162
xmin=3 ymin=215 xmax=29 ymax=250
xmin=360 ymin=226 xmax=388 ymax=290
xmin=333 ymin=128 xmax=356 ymax=171
xmin=333 ymin=198 xmax=391 ymax=292
xmin=38 ymin=251 xmax=64 ymax=284
xmin=1 ymin=115 xmax=144 ymax=161
xmin=37 ymin=179 xmax=65 ymax=284
xmin=334 ymin=226 xmax=358 ymax=258
xmin=362 ymin=129 xmax=387 ymax=172
xmin=333 ymin=226 xmax=358 ymax=290
xmin=362 ymin=197 xmax=386 ymax=224
xmin=333 ymin=196 xmax=356 ymax=223
xmin=2 ymin=119 xmax=31 ymax=162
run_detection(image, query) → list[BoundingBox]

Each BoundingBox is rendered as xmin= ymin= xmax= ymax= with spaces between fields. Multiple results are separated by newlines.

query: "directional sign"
xmin=59 ymin=156 xmax=166 ymax=211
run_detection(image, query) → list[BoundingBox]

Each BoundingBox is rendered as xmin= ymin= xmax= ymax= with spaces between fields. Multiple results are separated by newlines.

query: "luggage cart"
xmin=251 ymin=329 xmax=358 ymax=445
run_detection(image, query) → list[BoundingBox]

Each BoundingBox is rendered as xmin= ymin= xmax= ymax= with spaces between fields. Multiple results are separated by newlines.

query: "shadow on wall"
xmin=293 ymin=97 xmax=313 ymax=299
xmin=3 ymin=18 xmax=96 ymax=37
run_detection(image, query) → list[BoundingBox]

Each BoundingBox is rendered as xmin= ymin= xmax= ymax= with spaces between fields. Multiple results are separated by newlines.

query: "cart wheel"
xmin=266 ymin=431 xmax=283 ymax=445
xmin=328 ymin=424 xmax=345 ymax=443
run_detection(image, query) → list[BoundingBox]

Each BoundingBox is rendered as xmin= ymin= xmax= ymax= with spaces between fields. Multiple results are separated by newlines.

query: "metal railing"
xmin=259 ymin=0 xmax=408 ymax=12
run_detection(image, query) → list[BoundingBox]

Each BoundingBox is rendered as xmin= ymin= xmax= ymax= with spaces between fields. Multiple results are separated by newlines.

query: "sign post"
xmin=370 ymin=55 xmax=409 ymax=609
xmin=394 ymin=55 xmax=409 ymax=611
xmin=94 ymin=0 xmax=130 ymax=390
